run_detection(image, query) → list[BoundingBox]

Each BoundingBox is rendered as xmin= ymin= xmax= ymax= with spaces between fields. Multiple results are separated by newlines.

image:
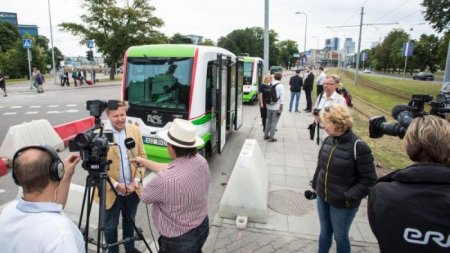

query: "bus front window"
xmin=125 ymin=57 xmax=193 ymax=111
xmin=243 ymin=62 xmax=253 ymax=85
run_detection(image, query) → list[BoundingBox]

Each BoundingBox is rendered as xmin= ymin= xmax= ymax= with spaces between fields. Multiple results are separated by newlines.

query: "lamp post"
xmin=47 ymin=0 xmax=57 ymax=84
xmin=312 ymin=36 xmax=319 ymax=66
xmin=295 ymin=11 xmax=307 ymax=64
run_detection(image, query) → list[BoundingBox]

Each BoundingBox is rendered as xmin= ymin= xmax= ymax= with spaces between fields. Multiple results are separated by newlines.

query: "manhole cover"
xmin=268 ymin=190 xmax=314 ymax=216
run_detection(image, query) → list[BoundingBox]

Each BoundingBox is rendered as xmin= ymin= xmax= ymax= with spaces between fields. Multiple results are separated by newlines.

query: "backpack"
xmin=341 ymin=88 xmax=353 ymax=107
xmin=263 ymin=83 xmax=279 ymax=105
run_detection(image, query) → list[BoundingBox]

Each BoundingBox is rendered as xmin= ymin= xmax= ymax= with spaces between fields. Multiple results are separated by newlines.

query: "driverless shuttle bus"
xmin=122 ymin=44 xmax=244 ymax=162
xmin=242 ymin=57 xmax=263 ymax=104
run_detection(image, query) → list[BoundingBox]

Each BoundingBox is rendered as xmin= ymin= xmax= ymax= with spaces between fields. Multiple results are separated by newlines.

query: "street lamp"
xmin=312 ymin=36 xmax=319 ymax=66
xmin=295 ymin=11 xmax=308 ymax=60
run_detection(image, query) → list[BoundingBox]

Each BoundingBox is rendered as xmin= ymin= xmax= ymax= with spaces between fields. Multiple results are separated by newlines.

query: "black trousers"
xmin=305 ymin=90 xmax=312 ymax=110
xmin=316 ymin=85 xmax=323 ymax=97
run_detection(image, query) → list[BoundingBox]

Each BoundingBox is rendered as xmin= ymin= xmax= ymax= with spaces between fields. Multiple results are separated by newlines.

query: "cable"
xmin=145 ymin=204 xmax=159 ymax=252
xmin=117 ymin=145 xmax=128 ymax=194
xmin=372 ymin=0 xmax=411 ymax=22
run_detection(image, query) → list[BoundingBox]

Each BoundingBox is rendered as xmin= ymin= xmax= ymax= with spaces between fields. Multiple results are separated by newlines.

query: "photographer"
xmin=136 ymin=119 xmax=210 ymax=253
xmin=96 ymin=100 xmax=146 ymax=253
xmin=368 ymin=115 xmax=450 ymax=253
xmin=311 ymin=104 xmax=377 ymax=253
xmin=0 ymin=146 xmax=84 ymax=253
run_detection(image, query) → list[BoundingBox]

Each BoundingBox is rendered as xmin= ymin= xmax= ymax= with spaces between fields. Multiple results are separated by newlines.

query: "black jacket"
xmin=289 ymin=75 xmax=303 ymax=92
xmin=303 ymin=72 xmax=314 ymax=91
xmin=368 ymin=163 xmax=450 ymax=253
xmin=312 ymin=130 xmax=377 ymax=208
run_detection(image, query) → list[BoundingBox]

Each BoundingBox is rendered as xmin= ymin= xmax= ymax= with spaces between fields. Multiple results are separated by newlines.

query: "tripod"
xmin=78 ymin=170 xmax=153 ymax=253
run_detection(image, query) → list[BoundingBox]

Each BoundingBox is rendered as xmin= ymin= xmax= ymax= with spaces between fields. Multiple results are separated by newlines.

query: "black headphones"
xmin=12 ymin=145 xmax=65 ymax=186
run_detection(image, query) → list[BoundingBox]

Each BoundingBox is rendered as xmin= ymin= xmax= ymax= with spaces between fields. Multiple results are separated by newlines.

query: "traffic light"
xmin=86 ymin=50 xmax=94 ymax=61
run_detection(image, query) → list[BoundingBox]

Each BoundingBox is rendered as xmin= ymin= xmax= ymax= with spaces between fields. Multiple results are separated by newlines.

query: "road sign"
xmin=87 ymin=40 xmax=94 ymax=48
xmin=23 ymin=39 xmax=32 ymax=49
xmin=402 ymin=40 xmax=414 ymax=57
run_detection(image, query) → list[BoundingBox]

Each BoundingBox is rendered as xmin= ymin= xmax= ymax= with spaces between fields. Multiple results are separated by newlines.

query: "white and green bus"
xmin=242 ymin=57 xmax=263 ymax=104
xmin=122 ymin=44 xmax=244 ymax=162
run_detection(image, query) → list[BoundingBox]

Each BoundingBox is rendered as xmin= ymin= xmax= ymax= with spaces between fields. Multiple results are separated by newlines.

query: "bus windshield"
xmin=243 ymin=62 xmax=253 ymax=85
xmin=125 ymin=57 xmax=193 ymax=111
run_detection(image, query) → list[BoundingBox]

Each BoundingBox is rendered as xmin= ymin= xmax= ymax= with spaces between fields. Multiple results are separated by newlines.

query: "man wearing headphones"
xmin=0 ymin=145 xmax=85 ymax=253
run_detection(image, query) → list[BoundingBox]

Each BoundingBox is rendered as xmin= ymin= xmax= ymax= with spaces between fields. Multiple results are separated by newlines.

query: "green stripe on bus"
xmin=127 ymin=44 xmax=196 ymax=57
xmin=191 ymin=113 xmax=212 ymax=125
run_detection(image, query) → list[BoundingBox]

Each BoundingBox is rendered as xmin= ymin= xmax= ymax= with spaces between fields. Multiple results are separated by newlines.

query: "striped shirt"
xmin=140 ymin=154 xmax=210 ymax=237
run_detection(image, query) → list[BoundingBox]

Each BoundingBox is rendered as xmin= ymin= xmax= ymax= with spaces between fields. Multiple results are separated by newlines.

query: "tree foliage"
xmin=278 ymin=40 xmax=299 ymax=69
xmin=217 ymin=27 xmax=280 ymax=67
xmin=421 ymin=0 xmax=450 ymax=33
xmin=0 ymin=22 xmax=20 ymax=52
xmin=59 ymin=0 xmax=165 ymax=79
xmin=169 ymin=33 xmax=192 ymax=44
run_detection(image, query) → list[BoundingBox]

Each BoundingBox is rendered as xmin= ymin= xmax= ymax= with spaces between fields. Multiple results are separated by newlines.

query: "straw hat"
xmin=158 ymin=119 xmax=204 ymax=148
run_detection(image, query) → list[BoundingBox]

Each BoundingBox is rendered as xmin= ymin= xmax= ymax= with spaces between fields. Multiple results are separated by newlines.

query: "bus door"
xmin=235 ymin=58 xmax=244 ymax=130
xmin=207 ymin=61 xmax=218 ymax=155
xmin=226 ymin=59 xmax=236 ymax=132
xmin=217 ymin=54 xmax=228 ymax=154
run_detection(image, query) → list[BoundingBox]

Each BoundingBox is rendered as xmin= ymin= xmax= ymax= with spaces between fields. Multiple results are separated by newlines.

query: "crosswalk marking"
xmin=30 ymin=105 xmax=41 ymax=108
xmin=66 ymin=109 xmax=79 ymax=113
xmin=0 ymin=189 xmax=5 ymax=194
xmin=66 ymin=104 xmax=77 ymax=107
xmin=48 ymin=105 xmax=59 ymax=108
xmin=10 ymin=106 xmax=22 ymax=109
xmin=3 ymin=112 xmax=17 ymax=115
xmin=25 ymin=111 xmax=39 ymax=114
xmin=47 ymin=111 xmax=60 ymax=114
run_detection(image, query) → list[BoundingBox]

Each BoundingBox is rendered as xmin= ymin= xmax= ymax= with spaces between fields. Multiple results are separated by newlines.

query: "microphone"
xmin=124 ymin=137 xmax=137 ymax=159
xmin=304 ymin=190 xmax=317 ymax=200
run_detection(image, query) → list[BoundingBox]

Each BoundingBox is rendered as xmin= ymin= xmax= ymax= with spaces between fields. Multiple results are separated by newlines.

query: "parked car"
xmin=363 ymin=68 xmax=371 ymax=74
xmin=413 ymin=71 xmax=434 ymax=81
xmin=270 ymin=66 xmax=283 ymax=74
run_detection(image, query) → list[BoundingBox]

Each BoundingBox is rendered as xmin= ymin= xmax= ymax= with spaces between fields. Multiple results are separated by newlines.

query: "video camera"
xmin=69 ymin=100 xmax=118 ymax=172
xmin=369 ymin=82 xmax=450 ymax=139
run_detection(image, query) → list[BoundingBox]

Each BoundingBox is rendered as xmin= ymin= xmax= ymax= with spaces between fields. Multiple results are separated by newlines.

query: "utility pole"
xmin=264 ymin=0 xmax=269 ymax=75
xmin=444 ymin=38 xmax=450 ymax=84
xmin=47 ymin=0 xmax=57 ymax=84
xmin=354 ymin=7 xmax=364 ymax=86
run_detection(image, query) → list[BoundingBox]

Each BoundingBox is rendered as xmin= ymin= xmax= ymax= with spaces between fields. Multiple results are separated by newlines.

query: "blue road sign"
xmin=87 ymin=40 xmax=94 ymax=48
xmin=402 ymin=41 xmax=414 ymax=57
xmin=23 ymin=39 xmax=32 ymax=49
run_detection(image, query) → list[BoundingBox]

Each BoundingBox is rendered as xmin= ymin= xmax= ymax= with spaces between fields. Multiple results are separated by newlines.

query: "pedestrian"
xmin=311 ymin=104 xmax=377 ymax=253
xmin=72 ymin=68 xmax=78 ymax=86
xmin=31 ymin=67 xmax=38 ymax=90
xmin=60 ymin=70 xmax=65 ymax=86
xmin=63 ymin=70 xmax=70 ymax=86
xmin=0 ymin=145 xmax=85 ymax=253
xmin=78 ymin=68 xmax=85 ymax=85
xmin=288 ymin=69 xmax=303 ymax=112
xmin=35 ymin=70 xmax=45 ymax=93
xmin=258 ymin=74 xmax=272 ymax=132
xmin=0 ymin=70 xmax=7 ymax=97
xmin=264 ymin=72 xmax=284 ymax=142
xmin=368 ymin=115 xmax=450 ymax=253
xmin=311 ymin=75 xmax=347 ymax=142
xmin=136 ymin=118 xmax=210 ymax=253
xmin=96 ymin=100 xmax=146 ymax=253
xmin=316 ymin=67 xmax=326 ymax=96
xmin=303 ymin=66 xmax=315 ymax=112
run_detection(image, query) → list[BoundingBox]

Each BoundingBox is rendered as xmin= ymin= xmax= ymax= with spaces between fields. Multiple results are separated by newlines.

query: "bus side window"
xmin=205 ymin=62 xmax=215 ymax=111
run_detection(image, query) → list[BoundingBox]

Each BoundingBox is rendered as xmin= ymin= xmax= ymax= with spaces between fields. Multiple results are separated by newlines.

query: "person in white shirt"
xmin=0 ymin=145 xmax=85 ymax=253
xmin=316 ymin=67 xmax=326 ymax=96
xmin=312 ymin=75 xmax=347 ymax=143
xmin=264 ymin=72 xmax=285 ymax=142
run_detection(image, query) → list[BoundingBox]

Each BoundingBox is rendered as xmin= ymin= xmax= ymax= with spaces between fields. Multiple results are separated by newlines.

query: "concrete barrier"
xmin=0 ymin=119 xmax=64 ymax=163
xmin=54 ymin=117 xmax=95 ymax=147
xmin=219 ymin=139 xmax=269 ymax=223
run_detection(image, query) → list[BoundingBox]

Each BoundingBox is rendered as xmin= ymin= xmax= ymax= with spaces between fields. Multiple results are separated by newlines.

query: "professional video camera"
xmin=369 ymin=82 xmax=450 ymax=139
xmin=69 ymin=100 xmax=116 ymax=172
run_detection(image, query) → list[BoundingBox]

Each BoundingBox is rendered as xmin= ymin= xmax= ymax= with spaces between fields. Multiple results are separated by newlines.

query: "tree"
xmin=169 ymin=33 xmax=192 ymax=44
xmin=421 ymin=0 xmax=450 ymax=33
xmin=278 ymin=40 xmax=299 ymax=69
xmin=60 ymin=0 xmax=165 ymax=80
xmin=0 ymin=21 xmax=20 ymax=52
xmin=410 ymin=34 xmax=440 ymax=73
xmin=217 ymin=27 xmax=280 ymax=67
xmin=200 ymin=38 xmax=215 ymax=46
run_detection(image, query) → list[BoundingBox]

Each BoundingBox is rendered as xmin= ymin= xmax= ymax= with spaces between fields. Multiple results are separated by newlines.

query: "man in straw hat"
xmin=135 ymin=118 xmax=210 ymax=253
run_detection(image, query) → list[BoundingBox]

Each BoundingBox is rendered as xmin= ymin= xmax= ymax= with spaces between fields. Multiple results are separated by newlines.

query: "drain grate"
xmin=268 ymin=190 xmax=314 ymax=216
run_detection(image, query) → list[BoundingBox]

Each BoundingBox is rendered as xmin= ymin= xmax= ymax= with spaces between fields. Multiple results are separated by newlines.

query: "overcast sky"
xmin=0 ymin=0 xmax=439 ymax=57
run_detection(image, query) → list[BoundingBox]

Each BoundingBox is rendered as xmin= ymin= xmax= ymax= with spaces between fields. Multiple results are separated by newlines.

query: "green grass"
xmin=360 ymin=74 xmax=442 ymax=95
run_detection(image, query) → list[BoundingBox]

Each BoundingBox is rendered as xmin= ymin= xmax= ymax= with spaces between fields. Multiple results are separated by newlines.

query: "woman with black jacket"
xmin=368 ymin=115 xmax=450 ymax=253
xmin=311 ymin=104 xmax=377 ymax=253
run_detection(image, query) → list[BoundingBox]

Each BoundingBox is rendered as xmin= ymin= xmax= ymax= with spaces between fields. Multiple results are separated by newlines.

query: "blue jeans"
xmin=158 ymin=216 xmax=209 ymax=253
xmin=316 ymin=195 xmax=358 ymax=253
xmin=289 ymin=92 xmax=301 ymax=111
xmin=104 ymin=192 xmax=140 ymax=253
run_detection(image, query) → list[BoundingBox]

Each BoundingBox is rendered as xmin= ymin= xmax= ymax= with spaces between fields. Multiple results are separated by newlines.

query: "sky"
xmin=0 ymin=0 xmax=440 ymax=57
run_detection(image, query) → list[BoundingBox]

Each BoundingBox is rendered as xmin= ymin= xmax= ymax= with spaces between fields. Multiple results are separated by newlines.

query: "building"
xmin=343 ymin=38 xmax=355 ymax=54
xmin=325 ymin=37 xmax=340 ymax=51
xmin=0 ymin=11 xmax=39 ymax=36
xmin=184 ymin=35 xmax=204 ymax=45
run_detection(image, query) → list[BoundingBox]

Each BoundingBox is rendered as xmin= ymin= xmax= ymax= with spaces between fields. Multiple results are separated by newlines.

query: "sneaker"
xmin=263 ymin=136 xmax=270 ymax=140
xmin=268 ymin=138 xmax=277 ymax=142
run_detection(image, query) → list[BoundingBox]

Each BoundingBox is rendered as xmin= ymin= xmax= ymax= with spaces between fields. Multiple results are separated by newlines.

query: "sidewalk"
xmin=203 ymin=87 xmax=380 ymax=252
xmin=5 ymin=74 xmax=120 ymax=94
